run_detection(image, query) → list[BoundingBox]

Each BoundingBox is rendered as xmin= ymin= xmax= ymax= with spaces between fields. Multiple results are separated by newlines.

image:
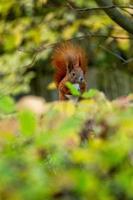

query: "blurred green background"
xmin=0 ymin=1 xmax=133 ymax=199
xmin=0 ymin=0 xmax=133 ymax=101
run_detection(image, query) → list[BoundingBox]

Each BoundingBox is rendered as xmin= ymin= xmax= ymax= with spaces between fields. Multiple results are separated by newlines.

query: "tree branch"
xmin=19 ymin=32 xmax=133 ymax=71
xmin=100 ymin=45 xmax=133 ymax=64
xmin=67 ymin=1 xmax=133 ymax=12
xmin=76 ymin=32 xmax=133 ymax=41
xmin=121 ymin=8 xmax=133 ymax=17
xmin=94 ymin=0 xmax=133 ymax=34
xmin=35 ymin=33 xmax=133 ymax=53
xmin=19 ymin=32 xmax=133 ymax=55
xmin=100 ymin=45 xmax=127 ymax=63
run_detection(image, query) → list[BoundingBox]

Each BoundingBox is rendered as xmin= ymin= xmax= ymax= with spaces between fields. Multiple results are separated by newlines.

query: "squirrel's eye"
xmin=72 ymin=72 xmax=75 ymax=76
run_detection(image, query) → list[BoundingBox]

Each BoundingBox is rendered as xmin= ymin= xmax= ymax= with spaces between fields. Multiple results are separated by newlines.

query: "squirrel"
xmin=52 ymin=42 xmax=88 ymax=100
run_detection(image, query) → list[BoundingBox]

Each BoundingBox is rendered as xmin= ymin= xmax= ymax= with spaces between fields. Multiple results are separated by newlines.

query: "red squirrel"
xmin=52 ymin=42 xmax=88 ymax=100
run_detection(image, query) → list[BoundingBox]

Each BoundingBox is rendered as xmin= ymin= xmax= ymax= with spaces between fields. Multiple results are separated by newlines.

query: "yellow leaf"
xmin=52 ymin=101 xmax=76 ymax=116
xmin=47 ymin=82 xmax=56 ymax=90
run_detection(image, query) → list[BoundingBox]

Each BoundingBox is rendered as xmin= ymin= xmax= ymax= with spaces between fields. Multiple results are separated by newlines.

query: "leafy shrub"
xmin=0 ymin=91 xmax=133 ymax=200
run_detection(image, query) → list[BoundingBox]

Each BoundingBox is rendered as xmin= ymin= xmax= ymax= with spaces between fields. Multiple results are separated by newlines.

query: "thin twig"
xmin=19 ymin=33 xmax=133 ymax=69
xmin=100 ymin=45 xmax=126 ymax=62
xmin=79 ymin=32 xmax=133 ymax=40
xmin=67 ymin=1 xmax=133 ymax=12
xmin=35 ymin=42 xmax=57 ymax=53
xmin=23 ymin=52 xmax=39 ymax=70
xmin=100 ymin=45 xmax=133 ymax=64
xmin=124 ymin=57 xmax=133 ymax=64
xmin=28 ymin=33 xmax=133 ymax=54
xmin=121 ymin=8 xmax=133 ymax=17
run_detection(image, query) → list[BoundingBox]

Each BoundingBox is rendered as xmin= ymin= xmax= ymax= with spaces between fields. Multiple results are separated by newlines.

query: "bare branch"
xmin=67 ymin=1 xmax=133 ymax=12
xmin=121 ymin=8 xmax=133 ymax=17
xmin=32 ymin=33 xmax=133 ymax=54
xmin=19 ymin=32 xmax=133 ymax=69
xmin=76 ymin=32 xmax=133 ymax=41
xmin=24 ymin=53 xmax=38 ymax=69
xmin=19 ymin=32 xmax=133 ymax=55
xmin=100 ymin=45 xmax=127 ymax=63
xmin=67 ymin=1 xmax=133 ymax=18
xmin=100 ymin=45 xmax=133 ymax=64
xmin=95 ymin=0 xmax=133 ymax=34
xmin=124 ymin=57 xmax=133 ymax=64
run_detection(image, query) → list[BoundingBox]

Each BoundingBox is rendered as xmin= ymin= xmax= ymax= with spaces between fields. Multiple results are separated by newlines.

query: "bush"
xmin=0 ymin=91 xmax=133 ymax=200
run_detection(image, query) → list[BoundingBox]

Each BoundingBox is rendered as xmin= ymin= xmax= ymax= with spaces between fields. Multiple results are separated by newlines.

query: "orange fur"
xmin=52 ymin=41 xmax=88 ymax=100
xmin=52 ymin=42 xmax=87 ymax=87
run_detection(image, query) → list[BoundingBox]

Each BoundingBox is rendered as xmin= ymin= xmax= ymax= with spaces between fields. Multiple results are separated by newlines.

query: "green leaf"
xmin=82 ymin=89 xmax=98 ymax=99
xmin=18 ymin=110 xmax=37 ymax=136
xmin=0 ymin=96 xmax=15 ymax=114
xmin=66 ymin=82 xmax=80 ymax=96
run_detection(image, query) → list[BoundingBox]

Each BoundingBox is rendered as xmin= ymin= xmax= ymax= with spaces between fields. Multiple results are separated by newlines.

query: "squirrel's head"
xmin=66 ymin=60 xmax=85 ymax=84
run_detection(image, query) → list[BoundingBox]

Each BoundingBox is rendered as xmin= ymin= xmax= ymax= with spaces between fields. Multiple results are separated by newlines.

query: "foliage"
xmin=0 ymin=91 xmax=133 ymax=200
xmin=0 ymin=0 xmax=132 ymax=99
xmin=0 ymin=1 xmax=133 ymax=199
